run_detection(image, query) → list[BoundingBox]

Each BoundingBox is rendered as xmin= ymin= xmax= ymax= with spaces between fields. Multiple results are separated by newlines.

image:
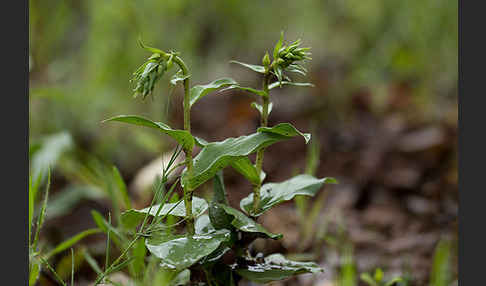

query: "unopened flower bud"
xmin=262 ymin=52 xmax=271 ymax=68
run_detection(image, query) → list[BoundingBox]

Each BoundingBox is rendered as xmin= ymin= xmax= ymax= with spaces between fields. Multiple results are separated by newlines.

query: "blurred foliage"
xmin=29 ymin=0 xmax=457 ymax=170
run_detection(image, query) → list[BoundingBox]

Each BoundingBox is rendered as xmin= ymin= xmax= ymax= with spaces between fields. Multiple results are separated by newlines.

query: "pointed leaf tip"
xmin=241 ymin=174 xmax=338 ymax=216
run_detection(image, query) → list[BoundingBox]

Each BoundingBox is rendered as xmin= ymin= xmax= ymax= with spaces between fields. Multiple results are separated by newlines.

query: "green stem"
xmin=253 ymin=73 xmax=271 ymax=213
xmin=172 ymin=55 xmax=195 ymax=235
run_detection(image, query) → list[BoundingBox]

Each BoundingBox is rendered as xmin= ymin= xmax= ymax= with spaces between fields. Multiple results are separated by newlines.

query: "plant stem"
xmin=172 ymin=55 xmax=195 ymax=235
xmin=253 ymin=73 xmax=271 ymax=213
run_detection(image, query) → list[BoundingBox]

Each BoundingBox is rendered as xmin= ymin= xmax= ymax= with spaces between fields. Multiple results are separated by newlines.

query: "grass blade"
xmin=29 ymin=260 xmax=41 ymax=286
xmin=105 ymin=213 xmax=111 ymax=271
xmin=429 ymin=239 xmax=452 ymax=286
xmin=39 ymin=257 xmax=67 ymax=286
xmin=82 ymin=249 xmax=103 ymax=275
xmin=32 ymin=169 xmax=51 ymax=253
xmin=45 ymin=228 xmax=102 ymax=259
xmin=112 ymin=166 xmax=132 ymax=210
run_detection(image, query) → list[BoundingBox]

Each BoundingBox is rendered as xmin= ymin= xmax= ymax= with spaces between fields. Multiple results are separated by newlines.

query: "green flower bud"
xmin=262 ymin=52 xmax=271 ymax=68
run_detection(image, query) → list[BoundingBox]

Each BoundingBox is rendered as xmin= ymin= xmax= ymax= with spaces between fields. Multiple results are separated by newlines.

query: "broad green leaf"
xmin=103 ymin=115 xmax=194 ymax=151
xmin=194 ymin=215 xmax=232 ymax=265
xmin=268 ymin=81 xmax=314 ymax=90
xmin=258 ymin=122 xmax=311 ymax=144
xmin=230 ymin=60 xmax=265 ymax=74
xmin=45 ymin=228 xmax=102 ymax=259
xmin=211 ymin=171 xmax=228 ymax=204
xmin=235 ymin=253 xmax=322 ymax=284
xmin=230 ymin=157 xmax=261 ymax=186
xmin=222 ymin=85 xmax=267 ymax=97
xmin=195 ymin=140 xmax=263 ymax=185
xmin=251 ymin=102 xmax=273 ymax=117
xmin=240 ymin=174 xmax=338 ymax=216
xmin=217 ymin=204 xmax=282 ymax=239
xmin=120 ymin=197 xmax=208 ymax=229
xmin=182 ymin=123 xmax=310 ymax=190
xmin=195 ymin=214 xmax=215 ymax=234
xmin=209 ymin=171 xmax=233 ymax=230
xmin=145 ymin=229 xmax=231 ymax=271
xmin=189 ymin=78 xmax=238 ymax=107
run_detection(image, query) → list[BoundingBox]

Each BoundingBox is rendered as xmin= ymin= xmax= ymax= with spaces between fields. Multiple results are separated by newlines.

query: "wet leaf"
xmin=230 ymin=60 xmax=266 ymax=74
xmin=182 ymin=123 xmax=310 ymax=190
xmin=217 ymin=204 xmax=282 ymax=239
xmin=209 ymin=171 xmax=234 ymax=230
xmin=120 ymin=197 xmax=208 ymax=229
xmin=103 ymin=115 xmax=195 ymax=151
xmin=240 ymin=174 xmax=338 ymax=216
xmin=145 ymin=230 xmax=231 ymax=271
xmin=195 ymin=214 xmax=215 ymax=234
xmin=235 ymin=253 xmax=323 ymax=283
xmin=189 ymin=78 xmax=238 ymax=107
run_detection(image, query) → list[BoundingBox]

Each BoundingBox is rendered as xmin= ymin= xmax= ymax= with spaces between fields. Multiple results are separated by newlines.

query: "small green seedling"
xmin=103 ymin=32 xmax=338 ymax=285
xmin=360 ymin=268 xmax=404 ymax=286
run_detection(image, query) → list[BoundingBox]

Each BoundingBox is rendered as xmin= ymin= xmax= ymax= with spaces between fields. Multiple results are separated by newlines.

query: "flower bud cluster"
xmin=269 ymin=33 xmax=312 ymax=83
xmin=131 ymin=54 xmax=168 ymax=99
xmin=274 ymin=39 xmax=311 ymax=70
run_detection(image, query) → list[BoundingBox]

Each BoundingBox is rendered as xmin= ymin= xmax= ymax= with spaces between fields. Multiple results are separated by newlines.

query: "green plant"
xmin=429 ymin=238 xmax=454 ymax=286
xmin=360 ymin=268 xmax=404 ymax=286
xmin=101 ymin=32 xmax=337 ymax=285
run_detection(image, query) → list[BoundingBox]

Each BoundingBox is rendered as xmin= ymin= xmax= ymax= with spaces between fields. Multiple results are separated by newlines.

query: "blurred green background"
xmin=29 ymin=0 xmax=457 ymax=285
